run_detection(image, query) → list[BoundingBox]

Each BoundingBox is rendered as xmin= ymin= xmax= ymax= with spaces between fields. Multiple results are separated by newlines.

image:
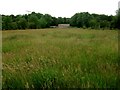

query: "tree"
xmin=1 ymin=11 xmax=117 ymax=30
xmin=2 ymin=16 xmax=13 ymax=30
xmin=61 ymin=17 xmax=70 ymax=24
xmin=70 ymin=13 xmax=79 ymax=27
xmin=116 ymin=9 xmax=120 ymax=29
xmin=70 ymin=12 xmax=92 ymax=28
xmin=51 ymin=17 xmax=58 ymax=26
xmin=89 ymin=19 xmax=98 ymax=29
xmin=100 ymin=20 xmax=110 ymax=29
xmin=57 ymin=17 xmax=64 ymax=24
xmin=37 ymin=17 xmax=47 ymax=28
xmin=36 ymin=13 xmax=43 ymax=19
xmin=17 ymin=18 xmax=27 ymax=29
xmin=43 ymin=14 xmax=52 ymax=27
xmin=28 ymin=14 xmax=38 ymax=29
xmin=11 ymin=22 xmax=18 ymax=30
xmin=0 ymin=15 xmax=2 ymax=30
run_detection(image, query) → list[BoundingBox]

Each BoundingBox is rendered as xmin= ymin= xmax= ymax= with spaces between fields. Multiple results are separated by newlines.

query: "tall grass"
xmin=2 ymin=28 xmax=118 ymax=88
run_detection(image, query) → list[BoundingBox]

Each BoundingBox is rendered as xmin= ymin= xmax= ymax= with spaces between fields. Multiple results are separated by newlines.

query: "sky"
xmin=0 ymin=0 xmax=120 ymax=18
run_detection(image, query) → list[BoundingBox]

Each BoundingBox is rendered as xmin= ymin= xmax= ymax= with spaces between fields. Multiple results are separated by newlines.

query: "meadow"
xmin=2 ymin=28 xmax=119 ymax=88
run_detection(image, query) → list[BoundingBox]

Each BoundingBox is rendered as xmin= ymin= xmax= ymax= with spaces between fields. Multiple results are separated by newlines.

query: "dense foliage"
xmin=1 ymin=10 xmax=120 ymax=30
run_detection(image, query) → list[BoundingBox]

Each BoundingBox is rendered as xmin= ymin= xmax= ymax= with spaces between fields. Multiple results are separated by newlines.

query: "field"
xmin=2 ymin=28 xmax=119 ymax=88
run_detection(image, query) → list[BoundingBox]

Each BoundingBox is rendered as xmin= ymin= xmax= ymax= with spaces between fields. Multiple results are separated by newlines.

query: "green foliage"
xmin=28 ymin=15 xmax=38 ymax=29
xmin=2 ymin=11 xmax=119 ymax=30
xmin=10 ymin=22 xmax=18 ymax=30
xmin=0 ymin=15 xmax=2 ymax=30
xmin=43 ymin=14 xmax=52 ymax=27
xmin=2 ymin=16 xmax=13 ymax=30
xmin=51 ymin=17 xmax=58 ymax=26
xmin=57 ymin=17 xmax=64 ymax=24
xmin=17 ymin=18 xmax=27 ymax=29
xmin=38 ymin=17 xmax=47 ymax=28
xmin=115 ymin=9 xmax=120 ymax=29
xmin=70 ymin=12 xmax=114 ymax=29
xmin=89 ymin=19 xmax=98 ymax=29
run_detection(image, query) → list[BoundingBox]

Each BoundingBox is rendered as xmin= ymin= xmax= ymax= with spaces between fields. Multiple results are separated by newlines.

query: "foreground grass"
xmin=2 ymin=28 xmax=119 ymax=88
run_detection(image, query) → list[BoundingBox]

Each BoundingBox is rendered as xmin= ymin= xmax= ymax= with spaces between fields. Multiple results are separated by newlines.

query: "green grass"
xmin=2 ymin=28 xmax=119 ymax=88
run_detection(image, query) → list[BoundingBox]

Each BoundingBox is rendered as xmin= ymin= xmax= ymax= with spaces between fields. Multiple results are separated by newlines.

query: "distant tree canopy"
xmin=70 ymin=12 xmax=116 ymax=29
xmin=115 ymin=9 xmax=120 ymax=29
xmin=1 ymin=11 xmax=120 ymax=30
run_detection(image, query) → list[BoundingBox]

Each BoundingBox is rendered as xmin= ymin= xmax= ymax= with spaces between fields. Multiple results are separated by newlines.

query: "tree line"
xmin=1 ymin=9 xmax=120 ymax=30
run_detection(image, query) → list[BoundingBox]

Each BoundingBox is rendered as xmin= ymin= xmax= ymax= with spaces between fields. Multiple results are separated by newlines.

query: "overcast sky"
xmin=0 ymin=0 xmax=119 ymax=17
